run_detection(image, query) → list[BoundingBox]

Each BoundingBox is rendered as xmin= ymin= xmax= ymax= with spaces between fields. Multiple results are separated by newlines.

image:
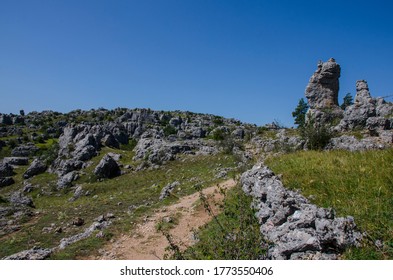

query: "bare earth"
xmin=91 ymin=179 xmax=236 ymax=260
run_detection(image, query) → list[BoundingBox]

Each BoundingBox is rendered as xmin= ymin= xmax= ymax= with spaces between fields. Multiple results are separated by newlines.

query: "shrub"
xmin=301 ymin=119 xmax=334 ymax=150
xmin=163 ymin=125 xmax=177 ymax=136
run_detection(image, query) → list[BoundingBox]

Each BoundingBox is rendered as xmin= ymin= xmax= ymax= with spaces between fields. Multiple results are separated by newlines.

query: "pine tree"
xmin=340 ymin=93 xmax=353 ymax=110
xmin=292 ymin=98 xmax=309 ymax=128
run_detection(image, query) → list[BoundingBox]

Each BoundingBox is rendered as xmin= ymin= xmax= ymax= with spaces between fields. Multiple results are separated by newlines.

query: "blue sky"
xmin=1 ymin=0 xmax=392 ymax=126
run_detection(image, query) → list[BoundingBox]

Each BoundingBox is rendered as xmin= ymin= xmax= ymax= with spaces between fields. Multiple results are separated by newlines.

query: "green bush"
xmin=301 ymin=120 xmax=334 ymax=150
xmin=163 ymin=125 xmax=177 ymax=136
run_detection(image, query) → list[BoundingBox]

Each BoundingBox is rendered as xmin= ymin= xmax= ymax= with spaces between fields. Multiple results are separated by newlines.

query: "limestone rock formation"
xmin=337 ymin=80 xmax=376 ymax=130
xmin=305 ymin=58 xmax=343 ymax=125
xmin=241 ymin=164 xmax=362 ymax=260
xmin=305 ymin=58 xmax=341 ymax=109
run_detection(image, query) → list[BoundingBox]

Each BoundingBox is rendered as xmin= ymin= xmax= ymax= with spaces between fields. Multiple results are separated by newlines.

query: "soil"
xmin=91 ymin=179 xmax=236 ymax=260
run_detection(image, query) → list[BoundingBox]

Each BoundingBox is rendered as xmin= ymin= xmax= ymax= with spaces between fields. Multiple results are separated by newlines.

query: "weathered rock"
xmin=58 ymin=218 xmax=112 ymax=250
xmin=0 ymin=177 xmax=15 ymax=188
xmin=69 ymin=185 xmax=84 ymax=202
xmin=376 ymin=98 xmax=393 ymax=118
xmin=57 ymin=171 xmax=79 ymax=189
xmin=9 ymin=191 xmax=34 ymax=208
xmin=366 ymin=117 xmax=390 ymax=135
xmin=379 ymin=130 xmax=393 ymax=144
xmin=2 ymin=157 xmax=29 ymax=166
xmin=2 ymin=247 xmax=52 ymax=260
xmin=159 ymin=181 xmax=180 ymax=200
xmin=23 ymin=158 xmax=47 ymax=179
xmin=101 ymin=134 xmax=120 ymax=149
xmin=72 ymin=217 xmax=85 ymax=226
xmin=94 ymin=154 xmax=121 ymax=179
xmin=336 ymin=80 xmax=377 ymax=131
xmin=11 ymin=143 xmax=39 ymax=157
xmin=241 ymin=164 xmax=362 ymax=260
xmin=326 ymin=135 xmax=384 ymax=151
xmin=305 ymin=58 xmax=341 ymax=109
xmin=0 ymin=161 xmax=14 ymax=177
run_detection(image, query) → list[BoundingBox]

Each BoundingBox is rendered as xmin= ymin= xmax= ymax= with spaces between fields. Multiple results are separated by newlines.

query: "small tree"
xmin=292 ymin=98 xmax=309 ymax=128
xmin=340 ymin=93 xmax=353 ymax=110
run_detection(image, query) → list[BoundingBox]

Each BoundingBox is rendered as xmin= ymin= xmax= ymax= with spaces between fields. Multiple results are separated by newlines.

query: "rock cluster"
xmin=241 ymin=164 xmax=362 ymax=260
xmin=304 ymin=58 xmax=393 ymax=148
xmin=336 ymin=80 xmax=393 ymax=135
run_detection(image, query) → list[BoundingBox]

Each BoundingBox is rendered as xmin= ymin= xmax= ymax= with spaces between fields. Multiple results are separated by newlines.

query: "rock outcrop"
xmin=241 ymin=164 xmax=362 ymax=260
xmin=94 ymin=154 xmax=121 ymax=179
xmin=305 ymin=58 xmax=343 ymax=126
xmin=305 ymin=58 xmax=341 ymax=109
xmin=23 ymin=158 xmax=47 ymax=179
xmin=336 ymin=80 xmax=393 ymax=136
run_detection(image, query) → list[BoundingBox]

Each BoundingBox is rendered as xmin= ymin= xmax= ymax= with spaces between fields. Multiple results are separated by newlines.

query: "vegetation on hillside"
xmin=265 ymin=149 xmax=393 ymax=259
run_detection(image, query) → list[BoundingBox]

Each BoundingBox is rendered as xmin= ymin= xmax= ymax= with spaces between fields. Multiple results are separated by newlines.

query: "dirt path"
xmin=93 ymin=179 xmax=236 ymax=260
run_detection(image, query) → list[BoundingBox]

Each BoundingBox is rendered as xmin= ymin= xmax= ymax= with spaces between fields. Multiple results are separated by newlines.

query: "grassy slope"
xmin=265 ymin=149 xmax=393 ymax=259
xmin=0 ymin=148 xmax=239 ymax=259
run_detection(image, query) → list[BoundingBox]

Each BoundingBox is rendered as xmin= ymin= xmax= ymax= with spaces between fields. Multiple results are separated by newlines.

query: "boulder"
xmin=23 ymin=159 xmax=47 ymax=179
xmin=11 ymin=143 xmax=39 ymax=157
xmin=57 ymin=171 xmax=79 ymax=189
xmin=159 ymin=181 xmax=180 ymax=200
xmin=0 ymin=177 xmax=15 ymax=188
xmin=0 ymin=162 xmax=14 ymax=177
xmin=2 ymin=157 xmax=29 ymax=166
xmin=101 ymin=134 xmax=120 ymax=149
xmin=94 ymin=154 xmax=121 ymax=179
xmin=9 ymin=191 xmax=34 ymax=208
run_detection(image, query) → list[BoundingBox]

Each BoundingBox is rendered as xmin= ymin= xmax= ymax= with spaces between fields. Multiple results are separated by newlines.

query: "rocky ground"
xmin=1 ymin=58 xmax=392 ymax=260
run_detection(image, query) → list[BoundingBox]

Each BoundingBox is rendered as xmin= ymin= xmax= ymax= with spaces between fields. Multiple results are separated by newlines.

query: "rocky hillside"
xmin=0 ymin=58 xmax=392 ymax=260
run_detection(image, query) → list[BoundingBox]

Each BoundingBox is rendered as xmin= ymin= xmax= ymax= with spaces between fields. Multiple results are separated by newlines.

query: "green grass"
xmin=0 ymin=150 xmax=240 ymax=259
xmin=265 ymin=149 xmax=393 ymax=259
xmin=179 ymin=185 xmax=267 ymax=260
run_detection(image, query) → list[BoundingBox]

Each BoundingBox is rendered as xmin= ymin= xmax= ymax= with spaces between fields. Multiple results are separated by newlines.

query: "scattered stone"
xmin=2 ymin=157 xmax=29 ymax=166
xmin=58 ymin=219 xmax=112 ymax=250
xmin=0 ymin=161 xmax=14 ymax=177
xmin=0 ymin=177 xmax=14 ymax=188
xmin=11 ymin=143 xmax=39 ymax=157
xmin=72 ymin=217 xmax=85 ymax=227
xmin=9 ymin=191 xmax=34 ymax=208
xmin=159 ymin=181 xmax=180 ymax=200
xmin=69 ymin=185 xmax=84 ymax=202
xmin=23 ymin=158 xmax=47 ymax=179
xmin=2 ymin=247 xmax=52 ymax=260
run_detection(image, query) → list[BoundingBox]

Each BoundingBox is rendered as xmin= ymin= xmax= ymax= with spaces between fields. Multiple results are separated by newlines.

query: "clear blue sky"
xmin=1 ymin=0 xmax=392 ymax=126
